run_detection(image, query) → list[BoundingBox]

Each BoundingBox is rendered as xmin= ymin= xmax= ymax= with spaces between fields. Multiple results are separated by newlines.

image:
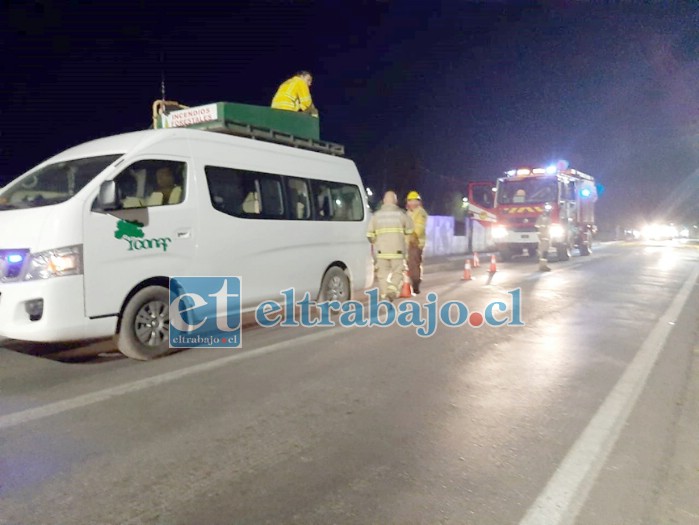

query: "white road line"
xmin=0 ymin=327 xmax=353 ymax=431
xmin=519 ymin=264 xmax=699 ymax=525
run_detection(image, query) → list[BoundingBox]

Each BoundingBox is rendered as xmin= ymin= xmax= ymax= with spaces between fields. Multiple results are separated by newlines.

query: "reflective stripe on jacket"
xmin=367 ymin=203 xmax=414 ymax=259
xmin=271 ymin=76 xmax=313 ymax=111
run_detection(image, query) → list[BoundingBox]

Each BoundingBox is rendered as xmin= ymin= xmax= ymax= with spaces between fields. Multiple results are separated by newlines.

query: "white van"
xmin=0 ymin=128 xmax=373 ymax=360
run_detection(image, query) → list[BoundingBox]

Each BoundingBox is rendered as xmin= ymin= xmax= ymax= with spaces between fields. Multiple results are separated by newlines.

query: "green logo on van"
xmin=114 ymin=219 xmax=172 ymax=252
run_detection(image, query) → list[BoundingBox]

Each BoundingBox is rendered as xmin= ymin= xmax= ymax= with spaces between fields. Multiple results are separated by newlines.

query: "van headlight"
xmin=25 ymin=245 xmax=83 ymax=280
xmin=492 ymin=225 xmax=508 ymax=239
xmin=549 ymin=224 xmax=565 ymax=240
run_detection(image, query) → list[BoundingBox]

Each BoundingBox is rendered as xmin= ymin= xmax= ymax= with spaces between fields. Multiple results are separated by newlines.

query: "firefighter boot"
xmin=539 ymin=258 xmax=551 ymax=272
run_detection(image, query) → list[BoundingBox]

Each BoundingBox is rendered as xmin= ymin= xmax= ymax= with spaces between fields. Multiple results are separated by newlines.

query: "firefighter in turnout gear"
xmin=405 ymin=190 xmax=428 ymax=294
xmin=367 ymin=191 xmax=415 ymax=301
xmin=535 ymin=202 xmax=553 ymax=271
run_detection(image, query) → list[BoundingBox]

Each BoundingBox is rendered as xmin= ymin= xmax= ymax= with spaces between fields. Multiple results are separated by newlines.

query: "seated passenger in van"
xmin=119 ymin=173 xmax=143 ymax=208
xmin=242 ymin=191 xmax=261 ymax=214
xmin=296 ymin=194 xmax=309 ymax=219
xmin=318 ymin=194 xmax=332 ymax=219
xmin=147 ymin=165 xmax=183 ymax=206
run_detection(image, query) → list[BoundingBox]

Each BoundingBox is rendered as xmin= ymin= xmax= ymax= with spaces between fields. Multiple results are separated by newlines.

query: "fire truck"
xmin=488 ymin=166 xmax=598 ymax=261
xmin=465 ymin=181 xmax=498 ymax=252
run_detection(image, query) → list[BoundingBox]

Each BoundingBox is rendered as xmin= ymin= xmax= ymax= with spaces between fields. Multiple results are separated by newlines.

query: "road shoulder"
xmin=575 ymin=281 xmax=699 ymax=524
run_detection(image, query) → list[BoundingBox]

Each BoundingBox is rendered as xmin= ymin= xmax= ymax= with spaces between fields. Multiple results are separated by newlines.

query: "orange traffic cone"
xmin=473 ymin=252 xmax=480 ymax=268
xmin=400 ymin=270 xmax=413 ymax=298
xmin=489 ymin=254 xmax=497 ymax=273
xmin=462 ymin=258 xmax=472 ymax=281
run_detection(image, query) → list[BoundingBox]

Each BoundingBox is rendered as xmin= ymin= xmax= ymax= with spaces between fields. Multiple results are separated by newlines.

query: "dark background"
xmin=2 ymin=1 xmax=698 ymax=229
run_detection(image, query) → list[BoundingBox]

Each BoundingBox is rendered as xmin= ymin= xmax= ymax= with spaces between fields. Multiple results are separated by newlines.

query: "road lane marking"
xmin=0 ymin=327 xmax=354 ymax=431
xmin=519 ymin=264 xmax=699 ymax=525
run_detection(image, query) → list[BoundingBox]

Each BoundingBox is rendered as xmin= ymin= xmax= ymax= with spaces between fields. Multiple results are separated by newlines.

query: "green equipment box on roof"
xmin=154 ymin=101 xmax=344 ymax=156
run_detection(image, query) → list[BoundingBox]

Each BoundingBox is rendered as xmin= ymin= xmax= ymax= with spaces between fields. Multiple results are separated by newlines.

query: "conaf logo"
xmin=114 ymin=219 xmax=172 ymax=252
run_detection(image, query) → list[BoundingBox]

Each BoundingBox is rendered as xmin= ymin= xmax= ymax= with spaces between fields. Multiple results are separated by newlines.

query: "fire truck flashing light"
xmin=505 ymin=166 xmax=595 ymax=182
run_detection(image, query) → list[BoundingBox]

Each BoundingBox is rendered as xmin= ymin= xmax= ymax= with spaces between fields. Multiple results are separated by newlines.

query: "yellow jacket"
xmin=407 ymin=206 xmax=428 ymax=248
xmin=271 ymin=76 xmax=313 ymax=111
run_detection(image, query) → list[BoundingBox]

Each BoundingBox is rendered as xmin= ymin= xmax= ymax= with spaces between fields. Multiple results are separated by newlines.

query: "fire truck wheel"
xmin=497 ymin=248 xmax=512 ymax=262
xmin=557 ymin=244 xmax=571 ymax=261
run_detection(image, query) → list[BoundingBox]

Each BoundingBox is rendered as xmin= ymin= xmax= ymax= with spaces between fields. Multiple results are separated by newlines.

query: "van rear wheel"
xmin=319 ymin=267 xmax=350 ymax=302
xmin=497 ymin=246 xmax=512 ymax=262
xmin=117 ymin=286 xmax=172 ymax=360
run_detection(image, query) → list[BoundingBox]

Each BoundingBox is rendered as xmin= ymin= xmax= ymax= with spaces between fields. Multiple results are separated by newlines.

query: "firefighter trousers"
xmin=376 ymin=258 xmax=404 ymax=299
xmin=538 ymin=237 xmax=551 ymax=270
xmin=407 ymin=245 xmax=423 ymax=292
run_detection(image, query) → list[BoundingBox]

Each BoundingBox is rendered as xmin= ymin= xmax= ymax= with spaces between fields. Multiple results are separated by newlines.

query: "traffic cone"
xmin=473 ymin=252 xmax=480 ymax=268
xmin=462 ymin=258 xmax=472 ymax=281
xmin=489 ymin=254 xmax=497 ymax=273
xmin=400 ymin=270 xmax=413 ymax=298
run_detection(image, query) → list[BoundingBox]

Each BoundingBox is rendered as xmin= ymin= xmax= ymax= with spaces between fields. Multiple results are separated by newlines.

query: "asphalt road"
xmin=1 ymin=241 xmax=698 ymax=525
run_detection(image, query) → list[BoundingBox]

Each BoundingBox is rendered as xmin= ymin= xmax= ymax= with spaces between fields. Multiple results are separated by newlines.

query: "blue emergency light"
xmin=7 ymin=254 xmax=23 ymax=264
xmin=580 ymin=188 xmax=592 ymax=198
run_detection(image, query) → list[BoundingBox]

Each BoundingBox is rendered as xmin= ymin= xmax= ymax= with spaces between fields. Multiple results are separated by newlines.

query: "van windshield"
xmin=0 ymin=154 xmax=121 ymax=210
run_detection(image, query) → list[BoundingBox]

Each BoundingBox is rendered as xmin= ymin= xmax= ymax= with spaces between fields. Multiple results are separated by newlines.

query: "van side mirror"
xmin=95 ymin=180 xmax=120 ymax=212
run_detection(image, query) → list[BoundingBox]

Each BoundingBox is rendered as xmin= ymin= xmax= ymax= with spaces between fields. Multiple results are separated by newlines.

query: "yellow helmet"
xmin=407 ymin=190 xmax=421 ymax=201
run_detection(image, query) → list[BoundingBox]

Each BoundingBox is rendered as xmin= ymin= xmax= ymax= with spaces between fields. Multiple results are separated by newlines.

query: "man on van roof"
xmin=271 ymin=71 xmax=319 ymax=117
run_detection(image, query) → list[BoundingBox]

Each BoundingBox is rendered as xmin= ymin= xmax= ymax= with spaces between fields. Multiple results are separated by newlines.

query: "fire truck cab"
xmin=491 ymin=167 xmax=597 ymax=261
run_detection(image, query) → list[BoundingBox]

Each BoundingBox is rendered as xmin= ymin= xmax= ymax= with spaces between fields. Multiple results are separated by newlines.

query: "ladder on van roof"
xmin=152 ymin=100 xmax=345 ymax=156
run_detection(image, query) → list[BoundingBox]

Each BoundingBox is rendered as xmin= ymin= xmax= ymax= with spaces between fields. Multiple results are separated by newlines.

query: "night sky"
xmin=2 ymin=1 xmax=698 ymax=228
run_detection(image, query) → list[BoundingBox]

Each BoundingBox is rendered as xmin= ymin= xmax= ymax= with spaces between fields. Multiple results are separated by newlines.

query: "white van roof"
xmin=44 ymin=130 xmax=165 ymax=165
xmin=43 ymin=128 xmax=351 ymax=166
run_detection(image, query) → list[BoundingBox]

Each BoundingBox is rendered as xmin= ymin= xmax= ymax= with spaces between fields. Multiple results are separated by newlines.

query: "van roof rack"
xmin=152 ymin=100 xmax=345 ymax=156
xmin=199 ymin=120 xmax=345 ymax=156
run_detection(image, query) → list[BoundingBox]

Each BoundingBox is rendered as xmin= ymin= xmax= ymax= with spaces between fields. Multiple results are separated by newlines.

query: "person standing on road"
xmin=405 ymin=190 xmax=429 ymax=294
xmin=536 ymin=203 xmax=552 ymax=271
xmin=367 ymin=191 xmax=414 ymax=301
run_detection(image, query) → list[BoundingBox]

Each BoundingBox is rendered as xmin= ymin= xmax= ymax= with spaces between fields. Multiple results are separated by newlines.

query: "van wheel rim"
xmin=134 ymin=300 xmax=169 ymax=346
xmin=326 ymin=275 xmax=346 ymax=301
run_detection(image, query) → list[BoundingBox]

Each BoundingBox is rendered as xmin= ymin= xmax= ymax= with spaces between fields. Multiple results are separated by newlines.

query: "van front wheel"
xmin=319 ymin=267 xmax=350 ymax=302
xmin=117 ymin=286 xmax=172 ymax=361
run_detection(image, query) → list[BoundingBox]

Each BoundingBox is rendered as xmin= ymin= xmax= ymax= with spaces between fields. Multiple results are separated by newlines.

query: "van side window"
xmin=311 ymin=181 xmax=364 ymax=221
xmin=204 ymin=165 xmax=364 ymax=221
xmin=259 ymin=177 xmax=284 ymax=217
xmin=113 ymin=160 xmax=186 ymax=209
xmin=314 ymin=183 xmax=333 ymax=220
xmin=205 ymin=166 xmax=285 ymax=219
xmin=286 ymin=178 xmax=311 ymax=220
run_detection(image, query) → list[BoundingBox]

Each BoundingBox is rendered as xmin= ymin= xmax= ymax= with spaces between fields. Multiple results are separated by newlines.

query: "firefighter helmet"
xmin=407 ymin=190 xmax=421 ymax=201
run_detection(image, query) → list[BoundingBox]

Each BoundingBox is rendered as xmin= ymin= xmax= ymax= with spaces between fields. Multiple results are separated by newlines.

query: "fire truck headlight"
xmin=492 ymin=225 xmax=508 ymax=239
xmin=549 ymin=224 xmax=565 ymax=240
